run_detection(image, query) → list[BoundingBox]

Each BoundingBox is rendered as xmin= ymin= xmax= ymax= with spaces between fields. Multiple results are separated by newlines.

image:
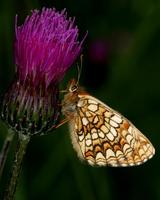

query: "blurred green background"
xmin=0 ymin=0 xmax=159 ymax=200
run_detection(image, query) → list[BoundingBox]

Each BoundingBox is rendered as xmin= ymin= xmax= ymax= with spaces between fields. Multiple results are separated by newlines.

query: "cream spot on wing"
xmin=88 ymin=104 xmax=98 ymax=112
xmin=86 ymin=139 xmax=92 ymax=146
xmin=77 ymin=99 xmax=85 ymax=107
xmin=106 ymin=132 xmax=114 ymax=141
xmin=96 ymin=152 xmax=106 ymax=160
xmin=105 ymin=117 xmax=109 ymax=123
xmin=98 ymin=130 xmax=105 ymax=138
xmin=96 ymin=161 xmax=106 ymax=166
xmin=110 ymin=120 xmax=119 ymax=128
xmin=91 ymin=128 xmax=97 ymax=133
xmin=129 ymin=163 xmax=135 ymax=166
xmin=111 ymin=163 xmax=119 ymax=167
xmin=108 ymin=160 xmax=118 ymax=165
xmin=121 ymin=163 xmax=128 ymax=167
xmin=104 ymin=122 xmax=110 ymax=130
xmin=126 ymin=134 xmax=133 ymax=144
xmin=110 ymin=127 xmax=117 ymax=137
xmin=106 ymin=149 xmax=115 ymax=159
xmin=91 ymin=128 xmax=99 ymax=139
xmin=100 ymin=125 xmax=108 ymax=133
xmin=149 ymin=154 xmax=154 ymax=159
xmin=104 ymin=111 xmax=112 ymax=118
xmin=82 ymin=117 xmax=89 ymax=126
xmin=136 ymin=162 xmax=141 ymax=166
xmin=86 ymin=111 xmax=92 ymax=117
xmin=111 ymin=115 xmax=122 ymax=124
xmin=96 ymin=152 xmax=106 ymax=165
xmin=128 ymin=126 xmax=132 ymax=134
xmin=123 ymin=143 xmax=131 ymax=153
xmin=87 ymin=160 xmax=95 ymax=166
xmin=93 ymin=116 xmax=99 ymax=124
xmin=123 ymin=130 xmax=129 ymax=138
xmin=115 ymin=113 xmax=122 ymax=118
xmin=79 ymin=134 xmax=84 ymax=142
xmin=77 ymin=131 xmax=83 ymax=135
xmin=88 ymin=99 xmax=98 ymax=104
xmin=92 ymin=132 xmax=98 ymax=139
xmin=116 ymin=150 xmax=124 ymax=158
xmin=143 ymin=158 xmax=148 ymax=162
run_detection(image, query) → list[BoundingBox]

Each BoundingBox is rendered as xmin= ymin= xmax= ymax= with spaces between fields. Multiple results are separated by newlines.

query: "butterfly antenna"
xmin=77 ymin=54 xmax=83 ymax=85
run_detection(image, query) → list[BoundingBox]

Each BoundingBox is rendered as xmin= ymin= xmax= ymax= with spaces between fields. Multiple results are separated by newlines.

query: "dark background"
xmin=0 ymin=0 xmax=159 ymax=200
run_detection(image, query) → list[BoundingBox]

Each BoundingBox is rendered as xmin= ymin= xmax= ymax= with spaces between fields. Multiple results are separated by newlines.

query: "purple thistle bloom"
xmin=1 ymin=8 xmax=84 ymax=135
xmin=15 ymin=7 xmax=83 ymax=88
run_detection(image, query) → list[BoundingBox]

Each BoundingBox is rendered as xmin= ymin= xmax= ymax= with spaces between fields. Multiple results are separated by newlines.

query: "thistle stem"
xmin=3 ymin=133 xmax=30 ymax=200
xmin=0 ymin=129 xmax=15 ymax=179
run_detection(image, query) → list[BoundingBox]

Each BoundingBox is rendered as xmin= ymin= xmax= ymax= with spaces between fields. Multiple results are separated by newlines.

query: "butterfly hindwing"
xmin=68 ymin=94 xmax=155 ymax=167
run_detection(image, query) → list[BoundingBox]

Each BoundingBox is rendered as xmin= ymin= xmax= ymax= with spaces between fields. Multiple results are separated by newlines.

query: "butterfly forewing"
xmin=66 ymin=94 xmax=155 ymax=167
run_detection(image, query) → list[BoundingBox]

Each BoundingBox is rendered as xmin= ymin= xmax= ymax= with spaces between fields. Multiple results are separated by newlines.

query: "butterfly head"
xmin=68 ymin=79 xmax=79 ymax=93
xmin=62 ymin=79 xmax=79 ymax=116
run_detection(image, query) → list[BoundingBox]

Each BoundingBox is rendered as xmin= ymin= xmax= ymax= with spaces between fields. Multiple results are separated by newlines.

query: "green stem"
xmin=0 ymin=129 xmax=15 ymax=179
xmin=3 ymin=133 xmax=30 ymax=200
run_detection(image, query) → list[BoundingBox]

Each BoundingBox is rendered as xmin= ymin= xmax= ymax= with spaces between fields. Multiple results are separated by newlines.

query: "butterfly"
xmin=60 ymin=79 xmax=155 ymax=167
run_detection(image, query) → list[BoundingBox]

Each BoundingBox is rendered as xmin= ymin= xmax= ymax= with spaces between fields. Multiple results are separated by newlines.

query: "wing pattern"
xmin=69 ymin=94 xmax=155 ymax=167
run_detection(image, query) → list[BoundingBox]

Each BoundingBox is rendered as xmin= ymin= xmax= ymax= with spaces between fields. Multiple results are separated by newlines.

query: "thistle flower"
xmin=1 ymin=8 xmax=83 ymax=135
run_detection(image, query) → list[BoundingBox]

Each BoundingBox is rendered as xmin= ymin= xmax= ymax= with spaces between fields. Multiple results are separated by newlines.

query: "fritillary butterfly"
xmin=61 ymin=79 xmax=155 ymax=167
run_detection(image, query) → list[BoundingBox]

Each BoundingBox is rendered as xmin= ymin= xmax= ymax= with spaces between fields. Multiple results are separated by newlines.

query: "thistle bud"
xmin=1 ymin=8 xmax=83 ymax=135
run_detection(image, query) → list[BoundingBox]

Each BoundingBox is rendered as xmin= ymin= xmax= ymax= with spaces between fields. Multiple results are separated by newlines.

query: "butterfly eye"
xmin=70 ymin=85 xmax=78 ymax=92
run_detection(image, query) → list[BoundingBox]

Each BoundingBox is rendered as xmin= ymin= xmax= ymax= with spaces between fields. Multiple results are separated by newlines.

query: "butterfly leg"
xmin=48 ymin=118 xmax=69 ymax=132
xmin=54 ymin=118 xmax=69 ymax=128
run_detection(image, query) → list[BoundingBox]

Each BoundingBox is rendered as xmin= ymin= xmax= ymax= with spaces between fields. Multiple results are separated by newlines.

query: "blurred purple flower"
xmin=15 ymin=7 xmax=83 ymax=88
xmin=1 ymin=7 xmax=84 ymax=135
xmin=88 ymin=39 xmax=110 ymax=63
